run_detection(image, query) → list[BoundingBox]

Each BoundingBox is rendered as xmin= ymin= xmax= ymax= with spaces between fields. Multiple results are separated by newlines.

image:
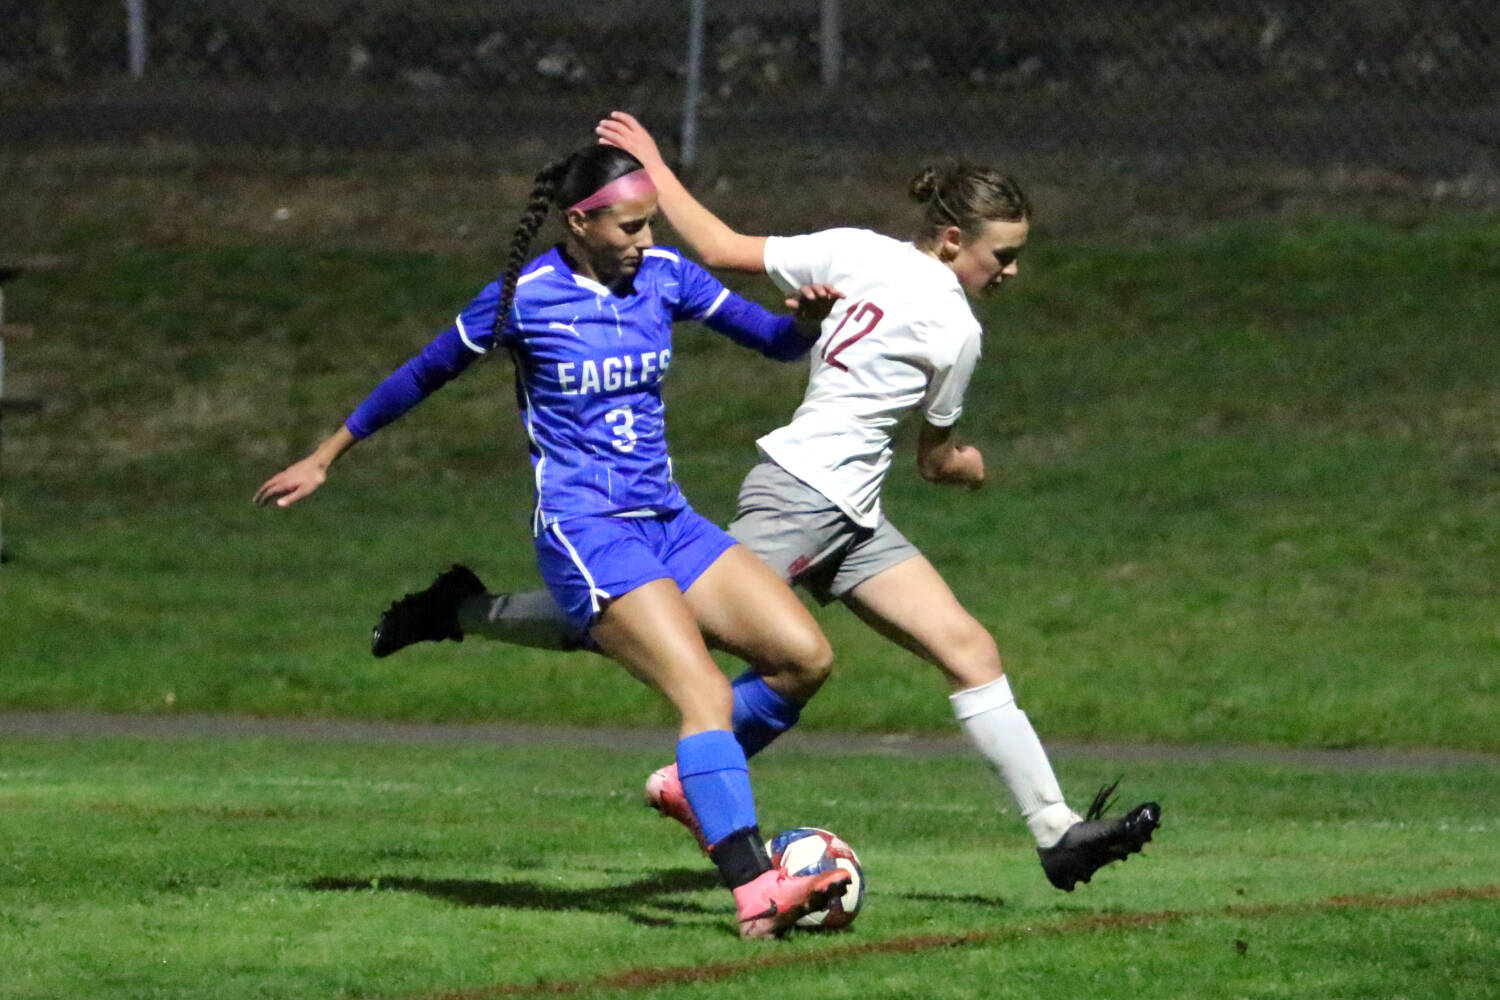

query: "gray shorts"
xmin=728 ymin=459 xmax=920 ymax=605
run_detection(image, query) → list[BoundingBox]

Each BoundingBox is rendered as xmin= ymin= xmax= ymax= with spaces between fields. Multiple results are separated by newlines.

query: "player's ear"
xmin=938 ymin=225 xmax=963 ymax=262
xmin=564 ymin=208 xmax=591 ymax=239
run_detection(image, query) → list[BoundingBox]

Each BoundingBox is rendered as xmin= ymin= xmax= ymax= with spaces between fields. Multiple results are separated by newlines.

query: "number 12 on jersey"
xmin=820 ymin=299 xmax=885 ymax=371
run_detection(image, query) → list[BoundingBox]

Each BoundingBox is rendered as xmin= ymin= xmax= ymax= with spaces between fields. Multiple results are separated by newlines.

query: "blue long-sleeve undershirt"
xmin=701 ymin=294 xmax=813 ymax=362
xmin=344 ymin=324 xmax=477 ymax=439
xmin=343 ymin=288 xmax=811 ymax=441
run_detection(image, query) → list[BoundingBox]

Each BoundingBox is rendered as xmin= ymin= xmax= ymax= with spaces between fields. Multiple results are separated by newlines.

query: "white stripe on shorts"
xmin=549 ymin=522 xmax=611 ymax=614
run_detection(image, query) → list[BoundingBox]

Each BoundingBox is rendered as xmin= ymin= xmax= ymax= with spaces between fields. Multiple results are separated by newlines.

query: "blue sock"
xmin=731 ymin=670 xmax=803 ymax=758
xmin=677 ymin=729 xmax=757 ymax=848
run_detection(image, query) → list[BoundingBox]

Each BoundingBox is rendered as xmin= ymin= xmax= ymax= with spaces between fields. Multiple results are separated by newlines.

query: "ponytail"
xmin=491 ymin=156 xmax=572 ymax=342
xmin=909 ymin=161 xmax=1030 ymax=249
xmin=487 ymin=143 xmax=647 ymax=343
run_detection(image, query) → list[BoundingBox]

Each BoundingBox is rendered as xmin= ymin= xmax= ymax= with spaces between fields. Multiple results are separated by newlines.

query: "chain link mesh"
xmin=3 ymin=1 xmax=1497 ymax=201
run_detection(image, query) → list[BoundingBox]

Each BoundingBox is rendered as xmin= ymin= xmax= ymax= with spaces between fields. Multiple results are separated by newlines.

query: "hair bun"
xmin=908 ymin=166 xmax=940 ymax=203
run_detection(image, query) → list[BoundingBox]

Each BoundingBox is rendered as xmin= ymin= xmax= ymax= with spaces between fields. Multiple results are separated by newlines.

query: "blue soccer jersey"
xmin=345 ymin=244 xmax=811 ymax=534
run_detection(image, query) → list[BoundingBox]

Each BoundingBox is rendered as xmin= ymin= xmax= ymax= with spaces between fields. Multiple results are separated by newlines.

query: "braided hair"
xmin=908 ymin=161 xmax=1030 ymax=251
xmin=489 ymin=145 xmax=647 ymax=342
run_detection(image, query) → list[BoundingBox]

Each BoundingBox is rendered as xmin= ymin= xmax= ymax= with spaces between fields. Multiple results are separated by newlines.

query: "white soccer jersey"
xmin=760 ymin=228 xmax=983 ymax=527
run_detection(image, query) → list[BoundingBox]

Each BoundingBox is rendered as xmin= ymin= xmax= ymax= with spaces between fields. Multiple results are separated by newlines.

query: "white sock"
xmin=950 ymin=675 xmax=1081 ymax=848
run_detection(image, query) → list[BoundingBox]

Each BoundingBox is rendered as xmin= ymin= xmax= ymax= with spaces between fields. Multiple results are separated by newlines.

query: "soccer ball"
xmin=765 ymin=827 xmax=865 ymax=930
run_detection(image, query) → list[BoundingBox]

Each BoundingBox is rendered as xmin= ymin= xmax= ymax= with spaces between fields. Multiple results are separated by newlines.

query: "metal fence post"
xmin=681 ymin=0 xmax=705 ymax=171
xmin=821 ymin=0 xmax=841 ymax=88
xmin=1 ymin=282 xmax=8 ymax=562
xmin=125 ymin=0 xmax=148 ymax=78
xmin=0 ymin=261 xmax=52 ymax=564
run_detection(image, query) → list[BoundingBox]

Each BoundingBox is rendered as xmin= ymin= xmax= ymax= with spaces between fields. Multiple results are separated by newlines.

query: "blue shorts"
xmin=535 ymin=506 xmax=738 ymax=632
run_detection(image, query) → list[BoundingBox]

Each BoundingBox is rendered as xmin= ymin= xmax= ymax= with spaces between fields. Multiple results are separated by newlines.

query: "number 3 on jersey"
xmin=605 ymin=406 xmax=637 ymax=452
xmin=821 ymin=299 xmax=885 ymax=371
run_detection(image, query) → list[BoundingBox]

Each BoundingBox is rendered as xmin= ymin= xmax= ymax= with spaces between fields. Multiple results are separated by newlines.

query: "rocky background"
xmin=2 ymin=0 xmax=1497 ymax=206
xmin=5 ymin=0 xmax=1493 ymax=99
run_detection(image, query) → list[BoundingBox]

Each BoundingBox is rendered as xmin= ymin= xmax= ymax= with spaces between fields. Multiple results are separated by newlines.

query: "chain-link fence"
xmin=3 ymin=1 xmax=1498 ymax=201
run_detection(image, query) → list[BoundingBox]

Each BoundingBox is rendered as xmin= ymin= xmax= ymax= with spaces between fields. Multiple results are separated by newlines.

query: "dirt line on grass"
xmin=1 ymin=710 xmax=1497 ymax=770
xmin=413 ymin=884 xmax=1500 ymax=1000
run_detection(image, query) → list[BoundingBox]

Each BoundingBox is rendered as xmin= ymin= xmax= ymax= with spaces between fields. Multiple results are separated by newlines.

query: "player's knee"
xmin=939 ymin=618 xmax=1003 ymax=688
xmin=775 ymin=625 xmax=834 ymax=700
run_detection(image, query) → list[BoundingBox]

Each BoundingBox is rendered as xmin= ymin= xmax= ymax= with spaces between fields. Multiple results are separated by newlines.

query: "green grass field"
xmin=1 ymin=155 xmax=1497 ymax=998
xmin=0 ymin=179 xmax=1495 ymax=748
xmin=1 ymin=732 xmax=1496 ymax=1000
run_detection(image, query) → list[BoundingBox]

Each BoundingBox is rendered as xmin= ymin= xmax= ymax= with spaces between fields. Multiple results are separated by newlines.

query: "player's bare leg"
xmin=842 ymin=553 xmax=1159 ymax=889
xmin=373 ymin=547 xmax=831 ymax=704
xmin=842 ymin=553 xmax=1080 ymax=841
xmin=588 ymin=579 xmax=832 ymax=936
xmin=684 ymin=543 xmax=833 ymax=704
xmin=640 ymin=544 xmax=835 ymax=851
xmin=841 ymin=553 xmax=1000 ymax=691
xmin=586 ymin=579 xmax=732 ymax=735
xmin=371 ymin=553 xmax=828 ymax=856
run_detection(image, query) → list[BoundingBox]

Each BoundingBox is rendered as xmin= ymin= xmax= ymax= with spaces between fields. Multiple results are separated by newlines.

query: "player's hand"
xmin=595 ymin=111 xmax=667 ymax=172
xmin=788 ymin=283 xmax=844 ymax=329
xmin=253 ymin=458 xmax=328 ymax=508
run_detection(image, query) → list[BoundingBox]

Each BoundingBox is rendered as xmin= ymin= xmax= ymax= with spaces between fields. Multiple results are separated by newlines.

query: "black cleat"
xmin=371 ymin=565 xmax=486 ymax=658
xmin=1037 ymin=781 xmax=1161 ymax=891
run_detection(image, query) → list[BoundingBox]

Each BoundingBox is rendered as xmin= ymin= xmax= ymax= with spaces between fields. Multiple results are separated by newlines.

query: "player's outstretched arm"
xmin=256 ymin=322 xmax=485 ymax=508
xmin=253 ymin=425 xmax=358 ymax=508
xmin=596 ymin=111 xmax=767 ymax=273
xmin=916 ymin=421 xmax=985 ymax=490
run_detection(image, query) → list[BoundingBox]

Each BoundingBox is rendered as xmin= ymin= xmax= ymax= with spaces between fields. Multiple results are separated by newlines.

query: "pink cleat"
xmin=644 ymin=764 xmax=709 ymax=852
xmin=734 ymin=866 xmax=853 ymax=940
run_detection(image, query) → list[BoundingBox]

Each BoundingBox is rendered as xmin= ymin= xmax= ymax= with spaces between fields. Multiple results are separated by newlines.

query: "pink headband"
xmin=566 ymin=169 xmax=657 ymax=214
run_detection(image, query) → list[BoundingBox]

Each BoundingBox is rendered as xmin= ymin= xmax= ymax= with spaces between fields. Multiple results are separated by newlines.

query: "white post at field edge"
xmin=126 ymin=0 xmax=148 ymax=78
xmin=681 ymin=0 xmax=705 ymax=170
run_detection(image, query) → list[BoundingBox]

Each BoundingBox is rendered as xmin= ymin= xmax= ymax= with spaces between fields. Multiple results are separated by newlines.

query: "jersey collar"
xmin=546 ymin=244 xmax=638 ymax=298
